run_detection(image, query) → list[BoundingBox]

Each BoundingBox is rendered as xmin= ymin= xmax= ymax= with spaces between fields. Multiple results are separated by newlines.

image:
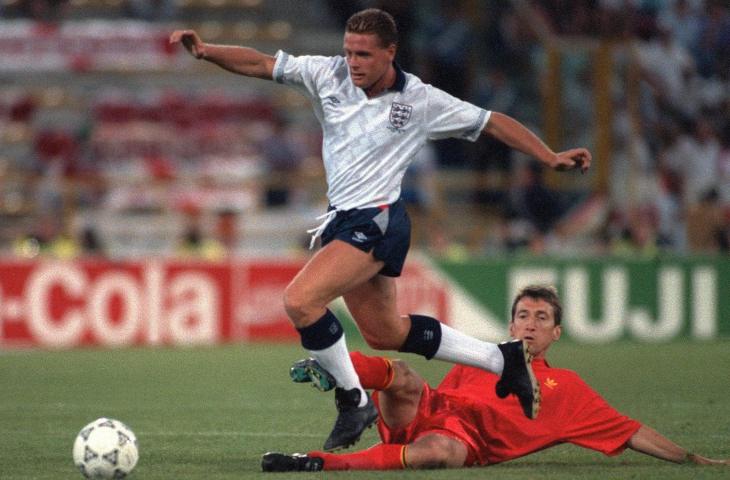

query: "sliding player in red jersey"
xmin=262 ymin=285 xmax=730 ymax=471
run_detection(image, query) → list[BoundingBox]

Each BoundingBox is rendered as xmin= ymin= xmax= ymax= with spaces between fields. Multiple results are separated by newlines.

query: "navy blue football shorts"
xmin=320 ymin=198 xmax=411 ymax=277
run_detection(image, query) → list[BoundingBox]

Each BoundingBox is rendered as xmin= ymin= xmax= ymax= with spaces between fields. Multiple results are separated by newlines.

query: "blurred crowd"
xmin=0 ymin=0 xmax=728 ymax=260
xmin=328 ymin=0 xmax=730 ymax=257
xmin=0 ymin=0 xmax=179 ymax=21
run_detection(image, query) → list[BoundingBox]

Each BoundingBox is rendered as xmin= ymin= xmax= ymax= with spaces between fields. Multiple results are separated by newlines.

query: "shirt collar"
xmin=533 ymin=357 xmax=550 ymax=368
xmin=389 ymin=62 xmax=406 ymax=92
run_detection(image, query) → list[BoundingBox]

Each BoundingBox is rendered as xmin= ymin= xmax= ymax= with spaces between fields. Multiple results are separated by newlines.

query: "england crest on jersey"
xmin=389 ymin=102 xmax=412 ymax=129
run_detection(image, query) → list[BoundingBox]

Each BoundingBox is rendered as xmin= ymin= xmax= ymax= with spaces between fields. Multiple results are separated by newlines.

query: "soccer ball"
xmin=72 ymin=418 xmax=139 ymax=479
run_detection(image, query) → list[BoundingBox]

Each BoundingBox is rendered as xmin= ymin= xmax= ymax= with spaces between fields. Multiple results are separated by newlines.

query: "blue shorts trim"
xmin=320 ymin=199 xmax=411 ymax=277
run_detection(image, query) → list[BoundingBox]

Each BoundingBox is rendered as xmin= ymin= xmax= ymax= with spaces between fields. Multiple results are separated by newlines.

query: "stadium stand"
xmin=0 ymin=0 xmax=728 ymax=259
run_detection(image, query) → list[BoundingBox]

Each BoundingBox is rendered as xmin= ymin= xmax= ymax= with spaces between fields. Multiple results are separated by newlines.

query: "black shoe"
xmin=261 ymin=452 xmax=324 ymax=472
xmin=495 ymin=340 xmax=541 ymax=419
xmin=323 ymin=387 xmax=378 ymax=451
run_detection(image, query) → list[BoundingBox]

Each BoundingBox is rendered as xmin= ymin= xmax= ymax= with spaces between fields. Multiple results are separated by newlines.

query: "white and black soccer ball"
xmin=72 ymin=418 xmax=139 ymax=479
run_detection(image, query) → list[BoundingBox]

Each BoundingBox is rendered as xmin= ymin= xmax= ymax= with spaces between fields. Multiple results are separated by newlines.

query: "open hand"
xmin=169 ymin=30 xmax=205 ymax=59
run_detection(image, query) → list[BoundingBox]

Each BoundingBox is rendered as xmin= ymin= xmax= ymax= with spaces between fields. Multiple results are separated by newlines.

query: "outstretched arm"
xmin=169 ymin=30 xmax=275 ymax=80
xmin=627 ymin=425 xmax=729 ymax=465
xmin=482 ymin=112 xmax=591 ymax=173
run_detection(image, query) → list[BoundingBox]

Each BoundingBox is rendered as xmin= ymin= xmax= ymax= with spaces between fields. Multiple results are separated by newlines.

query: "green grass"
xmin=1 ymin=341 xmax=729 ymax=479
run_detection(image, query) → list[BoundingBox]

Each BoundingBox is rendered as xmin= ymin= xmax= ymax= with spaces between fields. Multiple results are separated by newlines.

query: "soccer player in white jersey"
xmin=170 ymin=8 xmax=591 ymax=452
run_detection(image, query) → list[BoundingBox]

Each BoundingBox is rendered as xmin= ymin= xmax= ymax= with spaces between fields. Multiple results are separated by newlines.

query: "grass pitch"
xmin=1 ymin=341 xmax=729 ymax=479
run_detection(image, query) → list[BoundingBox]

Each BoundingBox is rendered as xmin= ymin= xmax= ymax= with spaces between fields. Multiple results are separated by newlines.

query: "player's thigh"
xmin=342 ymin=275 xmax=409 ymax=349
xmin=285 ymin=239 xmax=385 ymax=310
xmin=406 ymin=433 xmax=468 ymax=468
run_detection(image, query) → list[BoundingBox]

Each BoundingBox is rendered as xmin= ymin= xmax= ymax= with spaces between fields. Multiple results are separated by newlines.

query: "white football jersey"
xmin=273 ymin=50 xmax=491 ymax=210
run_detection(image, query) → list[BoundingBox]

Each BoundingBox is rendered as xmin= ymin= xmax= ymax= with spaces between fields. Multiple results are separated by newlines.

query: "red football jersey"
xmin=376 ymin=358 xmax=642 ymax=466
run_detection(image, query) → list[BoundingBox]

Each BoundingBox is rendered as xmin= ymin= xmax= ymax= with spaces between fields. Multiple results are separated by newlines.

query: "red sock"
xmin=309 ymin=443 xmax=406 ymax=470
xmin=349 ymin=351 xmax=394 ymax=390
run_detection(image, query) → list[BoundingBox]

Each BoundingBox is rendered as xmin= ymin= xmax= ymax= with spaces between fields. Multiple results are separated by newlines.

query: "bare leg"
xmin=343 ymin=275 xmax=409 ymax=350
xmin=283 ymin=240 xmax=385 ymax=450
xmin=284 ymin=240 xmax=385 ymax=328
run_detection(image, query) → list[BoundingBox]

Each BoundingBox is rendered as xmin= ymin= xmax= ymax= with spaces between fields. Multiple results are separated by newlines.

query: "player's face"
xmin=343 ymin=32 xmax=395 ymax=90
xmin=509 ymin=297 xmax=561 ymax=358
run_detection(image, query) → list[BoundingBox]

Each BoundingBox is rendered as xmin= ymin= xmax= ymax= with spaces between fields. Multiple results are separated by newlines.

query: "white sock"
xmin=308 ymin=334 xmax=368 ymax=407
xmin=433 ymin=323 xmax=504 ymax=374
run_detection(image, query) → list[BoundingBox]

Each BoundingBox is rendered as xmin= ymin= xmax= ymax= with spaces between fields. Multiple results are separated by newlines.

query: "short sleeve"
xmin=272 ymin=50 xmax=333 ymax=98
xmin=563 ymin=378 xmax=642 ymax=456
xmin=425 ymin=86 xmax=490 ymax=142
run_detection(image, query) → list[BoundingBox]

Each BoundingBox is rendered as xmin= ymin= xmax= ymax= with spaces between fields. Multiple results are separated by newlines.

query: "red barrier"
xmin=0 ymin=258 xmax=449 ymax=348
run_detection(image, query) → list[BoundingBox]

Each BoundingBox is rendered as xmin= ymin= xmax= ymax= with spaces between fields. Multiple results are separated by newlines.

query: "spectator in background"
xmin=176 ymin=204 xmax=227 ymax=261
xmin=611 ymin=207 xmax=659 ymax=258
xmin=13 ymin=215 xmax=80 ymax=259
xmin=419 ymin=0 xmax=474 ymax=101
xmin=536 ymin=0 xmax=596 ymax=36
xmin=657 ymin=0 xmax=702 ymax=53
xmin=259 ymin=116 xmax=305 ymax=208
xmin=595 ymin=0 xmax=636 ymax=38
xmin=718 ymin=121 xmax=730 ymax=204
xmin=374 ymin=0 xmax=417 ymax=71
xmin=659 ymin=116 xmax=721 ymax=207
xmin=123 ymin=0 xmax=177 ymax=22
xmin=176 ymin=208 xmax=242 ymax=261
xmin=505 ymin=161 xmax=564 ymax=237
xmin=634 ymin=18 xmax=697 ymax=120
xmin=401 ymin=142 xmax=438 ymax=212
xmin=215 ymin=209 xmax=239 ymax=253
xmin=653 ymin=167 xmax=686 ymax=252
xmin=322 ymin=0 xmax=364 ymax=27
xmin=686 ymin=188 xmax=725 ymax=253
xmin=33 ymin=128 xmax=79 ymax=225
xmin=694 ymin=0 xmax=730 ymax=79
xmin=79 ymin=225 xmax=105 ymax=257
xmin=684 ymin=117 xmax=720 ymax=206
xmin=401 ymin=142 xmax=439 ymax=249
xmin=419 ymin=0 xmax=475 ymax=168
xmin=498 ymin=161 xmax=571 ymax=255
xmin=10 ymin=0 xmax=69 ymax=22
xmin=480 ymin=4 xmax=543 ymax=124
xmin=718 ymin=210 xmax=730 ymax=253
xmin=472 ymin=67 xmax=519 ymax=121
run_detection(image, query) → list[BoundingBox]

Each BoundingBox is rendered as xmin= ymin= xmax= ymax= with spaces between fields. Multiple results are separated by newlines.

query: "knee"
xmin=283 ymin=284 xmax=319 ymax=327
xmin=388 ymin=360 xmax=423 ymax=397
xmin=421 ymin=442 xmax=454 ymax=468
xmin=282 ymin=285 xmax=301 ymax=316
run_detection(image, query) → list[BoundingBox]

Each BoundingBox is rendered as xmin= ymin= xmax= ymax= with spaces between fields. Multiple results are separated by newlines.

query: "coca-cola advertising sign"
xmin=0 ymin=259 xmax=449 ymax=348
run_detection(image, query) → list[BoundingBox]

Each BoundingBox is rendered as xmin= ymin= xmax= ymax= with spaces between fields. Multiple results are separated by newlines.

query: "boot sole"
xmin=522 ymin=342 xmax=541 ymax=419
xmin=290 ymin=360 xmax=336 ymax=392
